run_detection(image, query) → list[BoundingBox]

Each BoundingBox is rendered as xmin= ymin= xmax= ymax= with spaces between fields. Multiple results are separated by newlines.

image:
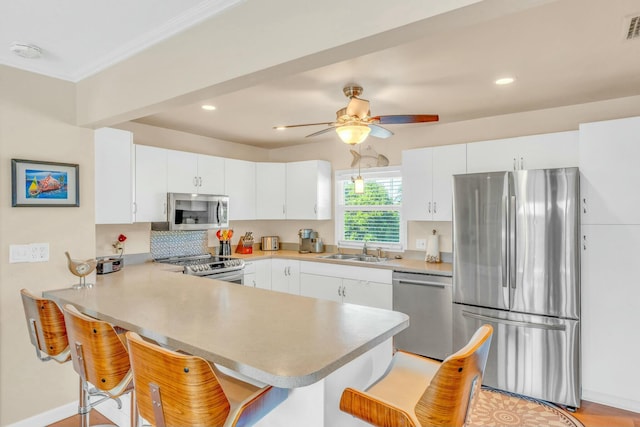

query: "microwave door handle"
xmin=216 ymin=201 xmax=221 ymax=225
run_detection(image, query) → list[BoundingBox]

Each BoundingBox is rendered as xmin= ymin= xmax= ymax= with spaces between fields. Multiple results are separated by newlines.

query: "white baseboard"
xmin=6 ymin=402 xmax=77 ymax=427
xmin=583 ymin=389 xmax=640 ymax=413
xmin=6 ymin=396 xmax=129 ymax=427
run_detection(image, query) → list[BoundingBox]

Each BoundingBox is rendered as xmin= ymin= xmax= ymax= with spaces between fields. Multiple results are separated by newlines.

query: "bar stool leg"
xmin=79 ymin=377 xmax=91 ymax=427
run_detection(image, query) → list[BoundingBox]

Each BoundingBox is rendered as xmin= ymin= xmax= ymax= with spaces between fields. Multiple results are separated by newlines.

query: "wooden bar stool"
xmin=340 ymin=324 xmax=493 ymax=427
xmin=63 ymin=303 xmax=137 ymax=427
xmin=20 ymin=289 xmax=120 ymax=421
xmin=126 ymin=331 xmax=288 ymax=427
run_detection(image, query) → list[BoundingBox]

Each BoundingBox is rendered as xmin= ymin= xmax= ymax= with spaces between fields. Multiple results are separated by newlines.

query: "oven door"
xmin=202 ymin=269 xmax=244 ymax=285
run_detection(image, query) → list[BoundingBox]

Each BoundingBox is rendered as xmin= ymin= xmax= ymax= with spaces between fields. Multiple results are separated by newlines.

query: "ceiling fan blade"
xmin=372 ymin=114 xmax=439 ymax=125
xmin=368 ymin=124 xmax=393 ymax=139
xmin=273 ymin=122 xmax=333 ymax=129
xmin=305 ymin=127 xmax=336 ymax=138
xmin=346 ymin=97 xmax=370 ymax=119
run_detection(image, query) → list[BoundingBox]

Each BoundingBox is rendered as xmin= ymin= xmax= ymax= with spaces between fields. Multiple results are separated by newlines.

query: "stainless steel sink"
xmin=320 ymin=253 xmax=387 ymax=263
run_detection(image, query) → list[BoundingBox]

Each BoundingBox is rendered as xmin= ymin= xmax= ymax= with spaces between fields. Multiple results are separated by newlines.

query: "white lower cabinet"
xmin=244 ymin=259 xmax=272 ymax=289
xmin=271 ymin=259 xmax=300 ymax=294
xmin=300 ymin=262 xmax=392 ymax=310
xmin=581 ymin=224 xmax=640 ymax=410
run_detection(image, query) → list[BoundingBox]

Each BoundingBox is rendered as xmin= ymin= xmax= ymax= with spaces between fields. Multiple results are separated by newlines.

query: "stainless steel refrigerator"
xmin=452 ymin=167 xmax=580 ymax=408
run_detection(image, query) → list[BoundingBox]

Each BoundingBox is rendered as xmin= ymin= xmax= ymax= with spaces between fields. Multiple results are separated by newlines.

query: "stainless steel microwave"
xmin=154 ymin=193 xmax=229 ymax=231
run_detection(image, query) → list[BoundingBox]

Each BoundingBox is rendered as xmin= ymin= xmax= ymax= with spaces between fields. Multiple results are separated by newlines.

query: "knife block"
xmin=236 ymin=236 xmax=253 ymax=254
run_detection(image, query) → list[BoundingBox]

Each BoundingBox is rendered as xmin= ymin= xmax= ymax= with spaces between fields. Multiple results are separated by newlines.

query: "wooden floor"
xmin=47 ymin=400 xmax=640 ymax=427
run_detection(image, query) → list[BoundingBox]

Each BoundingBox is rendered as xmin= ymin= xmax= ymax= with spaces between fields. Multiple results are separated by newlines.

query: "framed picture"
xmin=11 ymin=159 xmax=79 ymax=207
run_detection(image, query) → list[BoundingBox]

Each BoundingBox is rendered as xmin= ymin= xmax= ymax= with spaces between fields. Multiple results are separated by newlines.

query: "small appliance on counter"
xmin=97 ymin=258 xmax=123 ymax=275
xmin=261 ymin=236 xmax=280 ymax=251
xmin=299 ymin=229 xmax=324 ymax=253
xmin=236 ymin=232 xmax=254 ymax=254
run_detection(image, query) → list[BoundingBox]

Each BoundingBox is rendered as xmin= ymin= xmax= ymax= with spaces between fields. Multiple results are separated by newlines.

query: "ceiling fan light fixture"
xmin=336 ymin=124 xmax=371 ymax=145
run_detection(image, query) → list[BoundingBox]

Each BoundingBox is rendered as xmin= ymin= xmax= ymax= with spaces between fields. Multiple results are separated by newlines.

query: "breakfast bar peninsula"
xmin=44 ymin=262 xmax=408 ymax=426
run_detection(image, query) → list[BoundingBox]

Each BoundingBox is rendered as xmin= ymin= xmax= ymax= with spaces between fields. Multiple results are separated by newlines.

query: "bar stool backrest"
xmin=126 ymin=331 xmax=232 ymax=427
xmin=415 ymin=324 xmax=493 ymax=427
xmin=62 ymin=304 xmax=131 ymax=393
xmin=20 ymin=288 xmax=70 ymax=362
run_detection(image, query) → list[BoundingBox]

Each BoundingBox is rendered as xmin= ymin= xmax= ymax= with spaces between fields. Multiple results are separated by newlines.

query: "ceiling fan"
xmin=274 ymin=85 xmax=439 ymax=145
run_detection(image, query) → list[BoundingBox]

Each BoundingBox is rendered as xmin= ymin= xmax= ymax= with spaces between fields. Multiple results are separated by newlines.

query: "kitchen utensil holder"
xmin=219 ymin=240 xmax=231 ymax=256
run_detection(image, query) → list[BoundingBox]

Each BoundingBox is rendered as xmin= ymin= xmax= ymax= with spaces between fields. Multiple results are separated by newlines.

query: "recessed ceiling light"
xmin=495 ymin=77 xmax=515 ymax=85
xmin=10 ymin=42 xmax=42 ymax=59
xmin=201 ymin=105 xmax=216 ymax=111
xmin=274 ymin=126 xmax=286 ymax=131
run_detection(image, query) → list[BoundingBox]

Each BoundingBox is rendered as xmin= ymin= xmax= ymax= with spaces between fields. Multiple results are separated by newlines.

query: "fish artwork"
xmin=350 ymin=146 xmax=390 ymax=168
xmin=28 ymin=176 xmax=39 ymax=197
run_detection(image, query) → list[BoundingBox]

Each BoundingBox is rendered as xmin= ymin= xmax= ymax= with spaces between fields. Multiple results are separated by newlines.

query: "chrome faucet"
xmin=376 ymin=247 xmax=383 ymax=258
xmin=362 ymin=240 xmax=368 ymax=255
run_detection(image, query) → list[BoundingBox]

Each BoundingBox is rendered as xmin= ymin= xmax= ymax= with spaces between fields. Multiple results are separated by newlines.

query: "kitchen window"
xmin=335 ymin=167 xmax=404 ymax=251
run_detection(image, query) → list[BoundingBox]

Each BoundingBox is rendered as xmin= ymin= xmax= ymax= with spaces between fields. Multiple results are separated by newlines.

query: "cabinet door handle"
xmin=252 ymin=280 xmax=256 ymax=287
xmin=428 ymin=202 xmax=431 ymax=214
xmin=193 ymin=177 xmax=197 ymax=186
xmin=342 ymin=285 xmax=346 ymax=298
xmin=283 ymin=205 xmax=286 ymax=215
xmin=133 ymin=202 xmax=137 ymax=214
xmin=314 ymin=204 xmax=317 ymax=214
xmin=338 ymin=286 xmax=341 ymax=297
xmin=513 ymin=157 xmax=517 ymax=170
xmin=582 ymin=198 xmax=587 ymax=214
xmin=583 ymin=234 xmax=587 ymax=251
xmin=433 ymin=201 xmax=437 ymax=213
xmin=520 ymin=157 xmax=524 ymax=170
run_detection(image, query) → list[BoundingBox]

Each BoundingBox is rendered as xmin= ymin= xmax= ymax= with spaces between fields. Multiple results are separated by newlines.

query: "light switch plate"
xmin=416 ymin=239 xmax=426 ymax=250
xmin=10 ymin=244 xmax=30 ymax=263
xmin=30 ymin=243 xmax=49 ymax=262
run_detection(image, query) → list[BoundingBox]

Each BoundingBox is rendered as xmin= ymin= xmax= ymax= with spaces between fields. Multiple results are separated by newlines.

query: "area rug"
xmin=467 ymin=387 xmax=584 ymax=427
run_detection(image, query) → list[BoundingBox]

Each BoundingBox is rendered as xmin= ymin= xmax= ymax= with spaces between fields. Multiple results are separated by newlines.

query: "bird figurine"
xmin=65 ymin=251 xmax=97 ymax=289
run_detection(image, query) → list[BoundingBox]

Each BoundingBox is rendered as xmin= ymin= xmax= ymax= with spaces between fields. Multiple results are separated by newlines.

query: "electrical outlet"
xmin=416 ymin=239 xmax=426 ymax=250
xmin=29 ymin=243 xmax=49 ymax=262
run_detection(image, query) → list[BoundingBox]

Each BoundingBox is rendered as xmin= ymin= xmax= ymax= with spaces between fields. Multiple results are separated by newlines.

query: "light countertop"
xmin=227 ymin=249 xmax=453 ymax=277
xmin=44 ymin=262 xmax=408 ymax=388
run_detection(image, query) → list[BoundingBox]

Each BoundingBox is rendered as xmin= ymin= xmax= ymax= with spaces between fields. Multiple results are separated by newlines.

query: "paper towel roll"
xmin=425 ymin=230 xmax=441 ymax=263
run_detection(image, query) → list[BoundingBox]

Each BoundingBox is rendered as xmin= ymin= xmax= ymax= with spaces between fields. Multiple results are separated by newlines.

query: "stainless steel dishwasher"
xmin=392 ymin=270 xmax=453 ymax=360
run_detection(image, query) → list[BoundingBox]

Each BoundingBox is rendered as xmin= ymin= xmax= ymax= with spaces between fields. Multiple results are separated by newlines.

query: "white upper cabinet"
xmin=224 ymin=158 xmax=256 ymax=220
xmin=466 ymin=131 xmax=578 ymax=173
xmin=95 ymin=128 xmax=133 ymax=224
xmin=402 ymin=144 xmax=466 ymax=221
xmin=256 ymin=163 xmax=286 ymax=219
xmin=286 ymin=160 xmax=332 ymax=220
xmin=579 ymin=116 xmax=640 ymax=225
xmin=134 ymin=145 xmax=168 ymax=222
xmin=167 ymin=150 xmax=224 ymax=195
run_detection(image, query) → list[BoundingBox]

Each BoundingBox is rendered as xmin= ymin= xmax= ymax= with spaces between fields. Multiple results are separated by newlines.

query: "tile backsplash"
xmin=150 ymin=230 xmax=208 ymax=259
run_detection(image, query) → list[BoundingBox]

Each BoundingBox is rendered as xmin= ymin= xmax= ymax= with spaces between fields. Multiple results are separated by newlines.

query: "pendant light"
xmin=352 ymin=145 xmax=365 ymax=194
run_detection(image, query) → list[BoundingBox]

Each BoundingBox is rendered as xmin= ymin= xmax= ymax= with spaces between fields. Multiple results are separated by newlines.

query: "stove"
xmin=155 ymin=254 xmax=245 ymax=277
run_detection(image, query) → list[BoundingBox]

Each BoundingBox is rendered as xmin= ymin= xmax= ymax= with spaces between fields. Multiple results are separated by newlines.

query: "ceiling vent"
xmin=625 ymin=15 xmax=640 ymax=40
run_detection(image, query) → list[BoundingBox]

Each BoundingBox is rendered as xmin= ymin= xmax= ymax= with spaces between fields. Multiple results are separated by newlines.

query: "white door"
xmin=300 ymin=273 xmax=342 ymax=303
xmin=515 ymin=131 xmax=578 ymax=170
xmin=342 ymin=279 xmax=392 ymax=310
xmin=134 ymin=145 xmax=168 ymax=222
xmin=581 ymin=224 xmax=640 ymax=405
xmin=256 ymin=163 xmax=286 ymax=219
xmin=95 ymin=128 xmax=133 ymax=224
xmin=579 ymin=117 xmax=640 ymax=225
xmin=197 ymin=155 xmax=225 ymax=195
xmin=167 ymin=150 xmax=197 ymax=193
xmin=432 ymin=144 xmax=467 ymax=221
xmin=402 ymin=147 xmax=433 ymax=221
xmin=466 ymin=137 xmax=519 ymax=173
xmin=224 ymin=158 xmax=256 ymax=220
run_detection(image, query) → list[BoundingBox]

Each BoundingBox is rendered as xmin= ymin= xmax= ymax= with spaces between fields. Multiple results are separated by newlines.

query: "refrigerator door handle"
xmin=461 ymin=310 xmax=566 ymax=331
xmin=502 ymin=195 xmax=509 ymax=289
xmin=509 ymin=195 xmax=517 ymax=290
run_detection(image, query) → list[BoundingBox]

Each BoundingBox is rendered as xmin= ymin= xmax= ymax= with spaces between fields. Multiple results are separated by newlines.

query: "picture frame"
xmin=11 ymin=159 xmax=79 ymax=207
